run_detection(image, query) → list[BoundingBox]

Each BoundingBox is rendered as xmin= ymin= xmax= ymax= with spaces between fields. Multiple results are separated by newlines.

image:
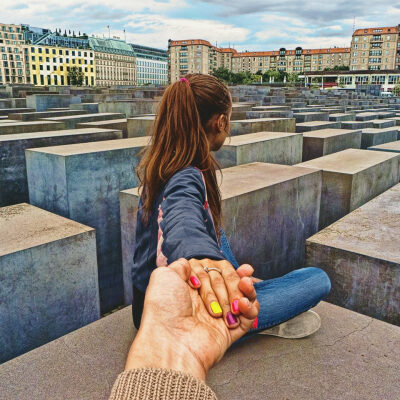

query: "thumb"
xmin=168 ymin=258 xmax=191 ymax=282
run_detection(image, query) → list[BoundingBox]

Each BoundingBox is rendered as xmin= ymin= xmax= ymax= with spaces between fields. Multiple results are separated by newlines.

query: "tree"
xmin=68 ymin=67 xmax=85 ymax=86
xmin=393 ymin=83 xmax=400 ymax=96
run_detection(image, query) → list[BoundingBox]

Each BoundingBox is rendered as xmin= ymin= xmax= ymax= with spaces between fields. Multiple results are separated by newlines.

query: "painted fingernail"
xmin=210 ymin=301 xmax=222 ymax=314
xmin=232 ymin=299 xmax=239 ymax=313
xmin=252 ymin=317 xmax=258 ymax=329
xmin=227 ymin=312 xmax=238 ymax=326
xmin=190 ymin=276 xmax=200 ymax=286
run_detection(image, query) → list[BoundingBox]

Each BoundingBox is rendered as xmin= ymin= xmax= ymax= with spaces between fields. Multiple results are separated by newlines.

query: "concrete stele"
xmin=0 ymin=128 xmax=123 ymax=207
xmin=0 ymin=121 xmax=65 ymax=135
xmin=0 ymin=203 xmax=100 ymax=363
xmin=76 ymin=119 xmax=128 ymax=138
xmin=26 ymin=137 xmax=150 ymax=313
xmin=215 ymin=131 xmax=303 ymax=167
xmin=302 ymin=129 xmax=362 ymax=161
xmin=230 ymin=118 xmax=296 ymax=136
xmin=368 ymin=140 xmax=400 ymax=153
xmin=41 ymin=112 xmax=125 ymax=129
xmin=297 ymin=149 xmax=400 ymax=229
xmin=306 ymin=183 xmax=400 ymax=325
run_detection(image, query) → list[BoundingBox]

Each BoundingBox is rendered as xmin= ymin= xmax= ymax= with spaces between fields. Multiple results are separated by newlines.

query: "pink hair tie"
xmin=179 ymin=77 xmax=190 ymax=86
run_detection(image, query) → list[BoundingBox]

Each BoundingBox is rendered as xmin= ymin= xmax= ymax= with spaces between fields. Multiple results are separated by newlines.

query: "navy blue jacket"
xmin=132 ymin=166 xmax=226 ymax=293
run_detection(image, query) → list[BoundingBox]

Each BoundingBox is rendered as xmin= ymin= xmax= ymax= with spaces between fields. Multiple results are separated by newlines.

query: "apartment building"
xmin=28 ymin=45 xmax=95 ymax=86
xmin=0 ymin=23 xmax=29 ymax=84
xmin=131 ymin=43 xmax=168 ymax=85
xmin=89 ymin=37 xmax=136 ymax=87
xmin=350 ymin=26 xmax=400 ymax=71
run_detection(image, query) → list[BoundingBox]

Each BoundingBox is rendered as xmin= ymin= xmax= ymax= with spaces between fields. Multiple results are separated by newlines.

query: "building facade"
xmin=28 ymin=45 xmax=95 ymax=86
xmin=131 ymin=43 xmax=168 ymax=85
xmin=168 ymin=39 xmax=350 ymax=82
xmin=0 ymin=23 xmax=29 ymax=84
xmin=350 ymin=26 xmax=400 ymax=71
xmin=89 ymin=37 xmax=136 ymax=87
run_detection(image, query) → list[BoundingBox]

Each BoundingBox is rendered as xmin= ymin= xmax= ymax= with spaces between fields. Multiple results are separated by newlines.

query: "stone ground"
xmin=0 ymin=302 xmax=399 ymax=400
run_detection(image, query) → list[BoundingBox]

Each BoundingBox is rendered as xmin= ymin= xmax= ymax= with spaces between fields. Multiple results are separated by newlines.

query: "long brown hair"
xmin=137 ymin=73 xmax=232 ymax=235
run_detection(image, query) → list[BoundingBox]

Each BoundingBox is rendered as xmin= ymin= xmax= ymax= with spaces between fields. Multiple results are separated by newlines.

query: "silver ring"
xmin=203 ymin=266 xmax=222 ymax=274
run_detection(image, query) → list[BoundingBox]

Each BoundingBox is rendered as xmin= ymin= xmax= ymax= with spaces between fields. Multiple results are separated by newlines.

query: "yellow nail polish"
xmin=210 ymin=301 xmax=222 ymax=314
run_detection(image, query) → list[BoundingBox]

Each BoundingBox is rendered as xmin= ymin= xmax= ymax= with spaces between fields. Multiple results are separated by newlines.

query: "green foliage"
xmin=67 ymin=66 xmax=85 ymax=86
xmin=393 ymin=83 xmax=400 ymax=96
xmin=323 ymin=65 xmax=350 ymax=72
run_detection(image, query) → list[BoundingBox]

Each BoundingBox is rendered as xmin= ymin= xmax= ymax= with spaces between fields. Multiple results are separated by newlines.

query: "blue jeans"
xmin=219 ymin=229 xmax=331 ymax=333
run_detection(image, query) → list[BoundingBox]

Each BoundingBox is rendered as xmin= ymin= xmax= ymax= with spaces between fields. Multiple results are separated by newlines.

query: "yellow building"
xmin=27 ymin=44 xmax=95 ymax=86
xmin=0 ymin=23 xmax=28 ymax=84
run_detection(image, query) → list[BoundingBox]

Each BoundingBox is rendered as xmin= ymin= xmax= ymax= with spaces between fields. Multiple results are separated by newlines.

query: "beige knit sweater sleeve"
xmin=109 ymin=368 xmax=218 ymax=400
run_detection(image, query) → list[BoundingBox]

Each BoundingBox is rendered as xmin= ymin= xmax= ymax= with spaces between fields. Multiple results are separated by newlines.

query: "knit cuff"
xmin=109 ymin=368 xmax=218 ymax=400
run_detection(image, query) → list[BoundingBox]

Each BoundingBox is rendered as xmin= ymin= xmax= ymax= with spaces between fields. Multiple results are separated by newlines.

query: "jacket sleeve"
xmin=109 ymin=368 xmax=218 ymax=400
xmin=157 ymin=167 xmax=225 ymax=265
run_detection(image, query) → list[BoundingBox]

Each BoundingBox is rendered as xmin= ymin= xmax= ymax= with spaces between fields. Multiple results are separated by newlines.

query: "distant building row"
xmin=168 ymin=25 xmax=400 ymax=82
xmin=0 ymin=22 xmax=168 ymax=87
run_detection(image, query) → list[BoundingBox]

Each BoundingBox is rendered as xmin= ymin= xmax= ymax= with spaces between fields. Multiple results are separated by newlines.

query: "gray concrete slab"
xmin=7 ymin=109 xmax=88 ymax=121
xmin=297 ymin=149 xmax=400 ymax=229
xmin=355 ymin=112 xmax=380 ymax=121
xmin=328 ymin=113 xmax=355 ymax=122
xmin=368 ymin=140 xmax=400 ymax=153
xmin=370 ymin=119 xmax=396 ymax=129
xmin=306 ymin=183 xmax=400 ymax=325
xmin=0 ymin=108 xmax=35 ymax=116
xmin=77 ymin=119 xmax=127 ymax=138
xmin=126 ymin=116 xmax=155 ymax=137
xmin=70 ymin=103 xmax=99 ymax=113
xmin=0 ymin=302 xmax=398 ymax=400
xmin=294 ymin=112 xmax=329 ymax=123
xmin=26 ymin=94 xmax=81 ymax=112
xmin=302 ymin=129 xmax=362 ymax=161
xmin=0 ymin=128 xmax=123 ymax=207
xmin=296 ymin=121 xmax=340 ymax=133
xmin=26 ymin=137 xmax=150 ymax=313
xmin=360 ymin=127 xmax=399 ymax=149
xmin=120 ymin=163 xmax=322 ymax=303
xmin=215 ymin=131 xmax=303 ymax=167
xmin=340 ymin=120 xmax=374 ymax=130
xmin=99 ymin=99 xmax=159 ymax=117
xmin=0 ymin=121 xmax=65 ymax=135
xmin=230 ymin=118 xmax=296 ymax=136
xmin=41 ymin=113 xmax=125 ymax=129
xmin=0 ymin=203 xmax=99 ymax=363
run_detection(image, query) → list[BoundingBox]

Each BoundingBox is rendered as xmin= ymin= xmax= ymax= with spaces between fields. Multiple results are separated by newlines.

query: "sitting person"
xmin=110 ymin=258 xmax=259 ymax=400
xmin=131 ymin=73 xmax=331 ymax=338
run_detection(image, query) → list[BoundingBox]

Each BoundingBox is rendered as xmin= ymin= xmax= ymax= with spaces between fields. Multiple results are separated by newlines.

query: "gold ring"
xmin=203 ymin=266 xmax=222 ymax=274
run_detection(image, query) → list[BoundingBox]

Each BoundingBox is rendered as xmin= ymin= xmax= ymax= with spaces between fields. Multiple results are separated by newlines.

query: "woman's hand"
xmin=188 ymin=258 xmax=254 ymax=328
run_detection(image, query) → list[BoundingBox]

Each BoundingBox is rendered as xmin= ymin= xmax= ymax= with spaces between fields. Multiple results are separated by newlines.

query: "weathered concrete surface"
xmin=26 ymin=94 xmax=81 ymax=112
xmin=0 ymin=203 xmax=100 ymax=363
xmin=70 ymin=103 xmax=99 ymax=113
xmin=302 ymin=129 xmax=362 ymax=161
xmin=329 ymin=113 xmax=355 ymax=122
xmin=0 ymin=302 xmax=399 ymax=400
xmin=296 ymin=121 xmax=340 ymax=133
xmin=230 ymin=118 xmax=296 ymax=136
xmin=0 ymin=128 xmax=123 ymax=207
xmin=355 ymin=112 xmax=380 ymax=121
xmin=0 ymin=108 xmax=35 ymax=116
xmin=7 ymin=109 xmax=87 ymax=121
xmin=26 ymin=138 xmax=150 ymax=313
xmin=0 ymin=121 xmax=65 ymax=135
xmin=360 ymin=127 xmax=398 ymax=149
xmin=297 ymin=149 xmax=400 ymax=229
xmin=99 ymin=99 xmax=159 ymax=117
xmin=306 ymin=183 xmax=400 ymax=325
xmin=120 ymin=163 xmax=322 ymax=303
xmin=126 ymin=116 xmax=154 ymax=137
xmin=252 ymin=105 xmax=291 ymax=111
xmin=371 ymin=119 xmax=396 ymax=129
xmin=41 ymin=112 xmax=125 ymax=129
xmin=340 ymin=120 xmax=374 ymax=130
xmin=246 ymin=110 xmax=294 ymax=119
xmin=77 ymin=119 xmax=127 ymax=138
xmin=294 ymin=112 xmax=329 ymax=123
xmin=368 ymin=140 xmax=400 ymax=153
xmin=215 ymin=131 xmax=303 ymax=167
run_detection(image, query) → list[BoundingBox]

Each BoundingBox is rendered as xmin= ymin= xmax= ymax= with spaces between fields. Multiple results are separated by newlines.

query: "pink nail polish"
xmin=232 ymin=299 xmax=239 ymax=314
xmin=227 ymin=312 xmax=238 ymax=326
xmin=252 ymin=317 xmax=258 ymax=329
xmin=190 ymin=276 xmax=200 ymax=286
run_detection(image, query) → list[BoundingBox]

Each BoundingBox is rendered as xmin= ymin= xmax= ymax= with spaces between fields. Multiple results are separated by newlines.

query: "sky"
xmin=2 ymin=0 xmax=400 ymax=51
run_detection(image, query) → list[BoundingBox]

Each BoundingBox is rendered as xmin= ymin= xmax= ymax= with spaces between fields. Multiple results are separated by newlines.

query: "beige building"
xmin=350 ymin=26 xmax=400 ymax=71
xmin=0 ymin=23 xmax=29 ymax=84
xmin=168 ymin=39 xmax=350 ymax=81
xmin=168 ymin=39 xmax=237 ymax=82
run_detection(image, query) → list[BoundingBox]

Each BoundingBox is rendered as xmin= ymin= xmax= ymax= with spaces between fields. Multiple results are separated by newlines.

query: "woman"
xmin=131 ymin=73 xmax=330 ymax=337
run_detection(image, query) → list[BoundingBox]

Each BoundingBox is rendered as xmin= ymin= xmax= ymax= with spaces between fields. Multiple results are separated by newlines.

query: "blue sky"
xmin=3 ymin=0 xmax=400 ymax=51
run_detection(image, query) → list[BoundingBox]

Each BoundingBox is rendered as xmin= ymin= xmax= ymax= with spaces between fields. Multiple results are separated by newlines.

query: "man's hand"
xmin=125 ymin=258 xmax=259 ymax=381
